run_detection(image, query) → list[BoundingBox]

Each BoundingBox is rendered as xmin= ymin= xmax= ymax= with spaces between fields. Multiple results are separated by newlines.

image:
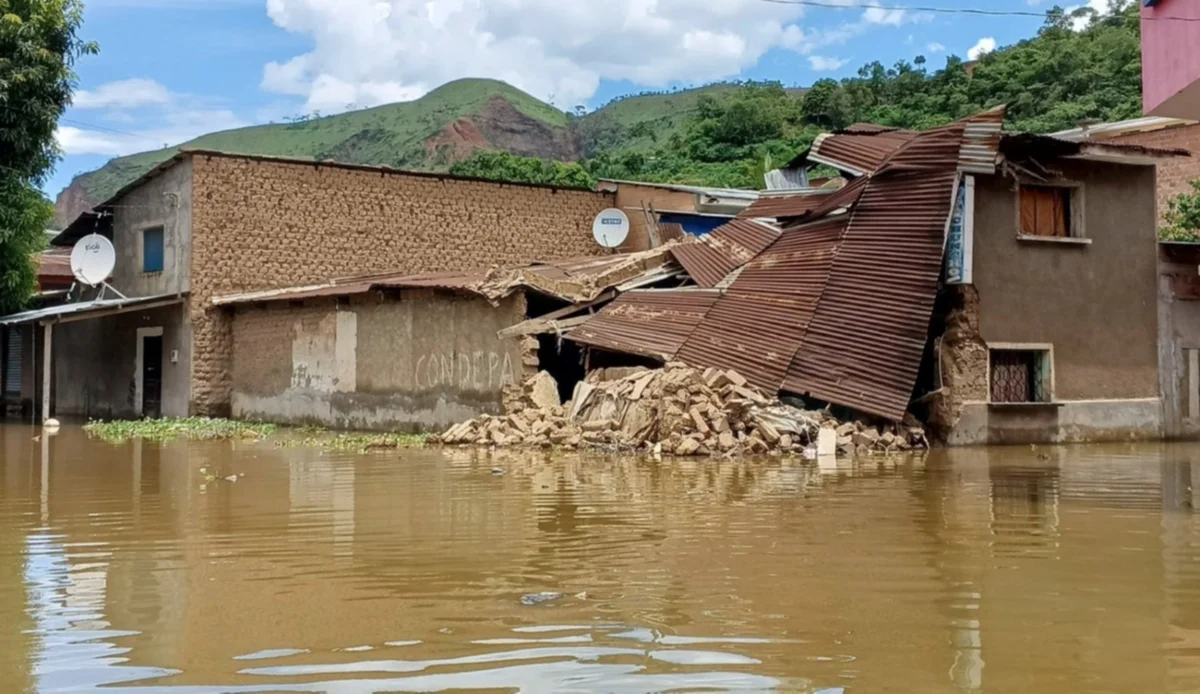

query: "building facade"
xmin=11 ymin=151 xmax=613 ymax=421
xmin=937 ymin=160 xmax=1164 ymax=444
xmin=1142 ymin=0 xmax=1200 ymax=118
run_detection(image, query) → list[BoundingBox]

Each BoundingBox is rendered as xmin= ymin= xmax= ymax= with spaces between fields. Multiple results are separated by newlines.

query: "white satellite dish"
xmin=592 ymin=208 xmax=630 ymax=249
xmin=70 ymin=233 xmax=117 ymax=287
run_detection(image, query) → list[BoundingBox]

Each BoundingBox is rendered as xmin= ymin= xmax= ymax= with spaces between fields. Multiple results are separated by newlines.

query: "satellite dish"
xmin=70 ymin=234 xmax=116 ymax=287
xmin=592 ymin=208 xmax=630 ymax=249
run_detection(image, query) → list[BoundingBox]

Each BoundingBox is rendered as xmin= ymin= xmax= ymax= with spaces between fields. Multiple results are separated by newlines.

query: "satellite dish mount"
xmin=70 ymin=233 xmax=125 ymax=300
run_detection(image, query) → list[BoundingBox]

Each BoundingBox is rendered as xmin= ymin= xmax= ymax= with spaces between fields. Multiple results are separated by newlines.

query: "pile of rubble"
xmin=433 ymin=363 xmax=928 ymax=457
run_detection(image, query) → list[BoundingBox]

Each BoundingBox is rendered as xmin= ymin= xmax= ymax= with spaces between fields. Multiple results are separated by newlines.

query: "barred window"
xmin=990 ymin=349 xmax=1052 ymax=404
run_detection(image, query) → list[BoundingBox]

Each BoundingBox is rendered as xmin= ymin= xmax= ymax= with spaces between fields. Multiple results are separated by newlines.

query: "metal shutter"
xmin=4 ymin=327 xmax=21 ymax=395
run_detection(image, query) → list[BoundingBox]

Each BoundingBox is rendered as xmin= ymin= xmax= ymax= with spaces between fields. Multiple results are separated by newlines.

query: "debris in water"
xmin=433 ymin=365 xmax=929 ymax=458
xmin=520 ymin=592 xmax=565 ymax=606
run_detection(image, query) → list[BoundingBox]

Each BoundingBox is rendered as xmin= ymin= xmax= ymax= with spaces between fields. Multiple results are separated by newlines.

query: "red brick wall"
xmin=1110 ymin=123 xmax=1200 ymax=225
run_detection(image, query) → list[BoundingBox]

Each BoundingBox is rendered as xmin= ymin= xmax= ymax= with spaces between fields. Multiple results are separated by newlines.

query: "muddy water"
xmin=2 ymin=426 xmax=1200 ymax=693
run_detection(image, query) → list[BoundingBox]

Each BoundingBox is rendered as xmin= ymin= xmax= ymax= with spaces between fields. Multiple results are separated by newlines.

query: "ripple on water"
xmin=5 ymin=426 xmax=1200 ymax=692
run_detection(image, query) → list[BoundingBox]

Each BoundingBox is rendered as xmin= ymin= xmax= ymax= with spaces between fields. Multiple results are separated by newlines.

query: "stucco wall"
xmin=189 ymin=153 xmax=612 ymax=416
xmin=109 ymin=158 xmax=192 ymax=298
xmin=971 ymin=162 xmax=1160 ymax=401
xmin=230 ymin=290 xmax=526 ymax=431
xmin=53 ymin=304 xmax=192 ymax=420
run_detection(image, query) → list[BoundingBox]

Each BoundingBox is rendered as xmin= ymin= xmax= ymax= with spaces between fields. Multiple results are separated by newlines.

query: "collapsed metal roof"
xmin=565 ymin=108 xmax=1005 ymax=420
xmin=669 ymin=218 xmax=781 ymax=288
xmin=211 ymin=246 xmax=679 ymax=307
xmin=568 ymin=289 xmax=721 ymax=361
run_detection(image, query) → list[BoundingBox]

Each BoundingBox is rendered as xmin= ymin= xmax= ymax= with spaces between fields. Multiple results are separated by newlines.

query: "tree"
xmin=1161 ymin=181 xmax=1200 ymax=242
xmin=450 ymin=150 xmax=596 ymax=189
xmin=0 ymin=0 xmax=95 ymax=314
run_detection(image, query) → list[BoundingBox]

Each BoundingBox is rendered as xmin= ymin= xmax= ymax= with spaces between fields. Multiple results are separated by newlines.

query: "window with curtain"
xmin=1020 ymin=185 xmax=1076 ymax=238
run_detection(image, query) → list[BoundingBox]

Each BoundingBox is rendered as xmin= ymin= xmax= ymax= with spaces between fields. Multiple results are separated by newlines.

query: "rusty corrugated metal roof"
xmin=782 ymin=170 xmax=959 ymax=421
xmin=567 ymin=289 xmax=721 ymax=361
xmin=38 ymin=248 xmax=75 ymax=280
xmin=808 ymin=129 xmax=917 ymax=175
xmin=670 ymin=219 xmax=781 ymax=288
xmin=675 ymin=218 xmax=847 ymax=391
xmin=737 ymin=188 xmax=837 ymax=221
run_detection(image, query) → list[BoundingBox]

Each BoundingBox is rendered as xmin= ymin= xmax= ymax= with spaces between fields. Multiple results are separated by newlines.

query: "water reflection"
xmin=1 ymin=425 xmax=1199 ymax=692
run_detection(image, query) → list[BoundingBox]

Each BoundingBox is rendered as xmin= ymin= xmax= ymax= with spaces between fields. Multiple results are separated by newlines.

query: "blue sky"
xmin=50 ymin=0 xmax=1100 ymax=198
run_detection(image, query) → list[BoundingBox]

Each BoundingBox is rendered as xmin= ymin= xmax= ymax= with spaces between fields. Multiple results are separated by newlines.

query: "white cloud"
xmin=260 ymin=0 xmax=912 ymax=113
xmin=808 ymin=55 xmax=849 ymax=72
xmin=1067 ymin=0 xmax=1113 ymax=31
xmin=58 ymin=78 xmax=248 ymax=156
xmin=72 ymin=78 xmax=172 ymax=110
xmin=56 ymin=109 xmax=248 ymax=156
xmin=863 ymin=3 xmax=906 ymax=26
xmin=967 ymin=37 xmax=996 ymax=61
xmin=926 ymin=42 xmax=945 ymax=53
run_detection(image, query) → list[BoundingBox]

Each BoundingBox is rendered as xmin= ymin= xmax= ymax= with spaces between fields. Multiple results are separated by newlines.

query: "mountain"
xmin=52 ymin=78 xmax=753 ymax=227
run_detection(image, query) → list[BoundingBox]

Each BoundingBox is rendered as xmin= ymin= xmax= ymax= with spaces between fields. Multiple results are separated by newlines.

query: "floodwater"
xmin=2 ymin=427 xmax=1200 ymax=693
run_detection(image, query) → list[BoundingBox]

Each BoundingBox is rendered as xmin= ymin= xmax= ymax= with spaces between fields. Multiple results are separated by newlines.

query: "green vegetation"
xmin=61 ymin=2 xmax=1145 ymax=212
xmin=83 ymin=417 xmax=427 ymax=453
xmin=450 ymin=150 xmax=595 ymax=189
xmin=84 ymin=417 xmax=276 ymax=443
xmin=1161 ymin=181 xmax=1200 ymax=242
xmin=1 ymin=0 xmax=94 ymax=313
xmin=799 ymin=3 xmax=1141 ymax=133
xmin=275 ymin=431 xmax=427 ymax=453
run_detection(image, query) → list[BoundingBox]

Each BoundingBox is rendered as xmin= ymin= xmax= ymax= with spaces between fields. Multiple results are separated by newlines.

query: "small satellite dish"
xmin=70 ymin=233 xmax=117 ymax=287
xmin=592 ymin=208 xmax=630 ymax=249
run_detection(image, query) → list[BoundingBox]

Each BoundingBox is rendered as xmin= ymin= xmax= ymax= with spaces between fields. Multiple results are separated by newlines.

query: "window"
xmin=1019 ymin=184 xmax=1082 ymax=239
xmin=143 ymin=227 xmax=164 ymax=273
xmin=989 ymin=347 xmax=1053 ymax=404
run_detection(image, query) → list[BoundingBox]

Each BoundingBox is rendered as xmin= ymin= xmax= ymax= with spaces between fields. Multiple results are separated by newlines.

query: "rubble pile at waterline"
xmin=433 ymin=364 xmax=929 ymax=457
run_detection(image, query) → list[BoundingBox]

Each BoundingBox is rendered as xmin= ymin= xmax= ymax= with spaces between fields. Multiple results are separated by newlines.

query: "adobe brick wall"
xmin=1109 ymin=123 xmax=1200 ymax=225
xmin=189 ymin=153 xmax=613 ymax=415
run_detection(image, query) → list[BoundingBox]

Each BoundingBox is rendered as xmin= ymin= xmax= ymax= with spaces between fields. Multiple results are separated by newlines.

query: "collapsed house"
xmin=213 ymin=106 xmax=1187 ymax=445
xmin=565 ymin=107 xmax=1188 ymax=444
xmin=211 ymin=248 xmax=682 ymax=431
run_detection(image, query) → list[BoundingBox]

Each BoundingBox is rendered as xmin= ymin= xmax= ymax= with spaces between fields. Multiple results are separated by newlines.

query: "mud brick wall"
xmin=189 ymin=153 xmax=612 ymax=415
xmin=1110 ymin=124 xmax=1200 ymax=225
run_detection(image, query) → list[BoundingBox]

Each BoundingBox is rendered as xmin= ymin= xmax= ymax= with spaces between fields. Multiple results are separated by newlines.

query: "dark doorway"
xmin=142 ymin=335 xmax=163 ymax=419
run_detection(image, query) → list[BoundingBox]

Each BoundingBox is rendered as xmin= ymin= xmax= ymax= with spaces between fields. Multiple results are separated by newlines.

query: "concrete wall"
xmin=1159 ymin=254 xmax=1200 ymax=438
xmin=229 ymin=290 xmax=526 ymax=431
xmin=945 ymin=162 xmax=1161 ymax=445
xmin=606 ymin=181 xmax=695 ymax=252
xmin=1110 ymin=124 xmax=1200 ymax=226
xmin=53 ymin=304 xmax=192 ymax=420
xmin=189 ymin=153 xmax=613 ymax=416
xmin=109 ymin=158 xmax=192 ymax=298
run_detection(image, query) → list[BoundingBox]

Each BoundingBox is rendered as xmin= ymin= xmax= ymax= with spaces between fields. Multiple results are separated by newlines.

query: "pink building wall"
xmin=1143 ymin=0 xmax=1200 ymax=118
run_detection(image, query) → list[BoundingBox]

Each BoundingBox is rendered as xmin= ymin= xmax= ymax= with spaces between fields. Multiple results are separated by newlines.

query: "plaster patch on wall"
xmin=336 ymin=310 xmax=357 ymax=393
xmin=291 ymin=314 xmax=337 ymax=392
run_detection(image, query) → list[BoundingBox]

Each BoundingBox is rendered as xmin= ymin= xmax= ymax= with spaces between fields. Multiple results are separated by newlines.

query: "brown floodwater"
xmin=2 ymin=424 xmax=1200 ymax=693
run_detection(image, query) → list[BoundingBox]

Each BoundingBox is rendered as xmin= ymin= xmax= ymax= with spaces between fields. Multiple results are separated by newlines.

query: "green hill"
xmin=53 ymin=79 xmax=752 ymax=227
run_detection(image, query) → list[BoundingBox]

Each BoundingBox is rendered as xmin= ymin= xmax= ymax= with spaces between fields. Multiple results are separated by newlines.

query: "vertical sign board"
xmin=945 ymin=176 xmax=975 ymax=285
